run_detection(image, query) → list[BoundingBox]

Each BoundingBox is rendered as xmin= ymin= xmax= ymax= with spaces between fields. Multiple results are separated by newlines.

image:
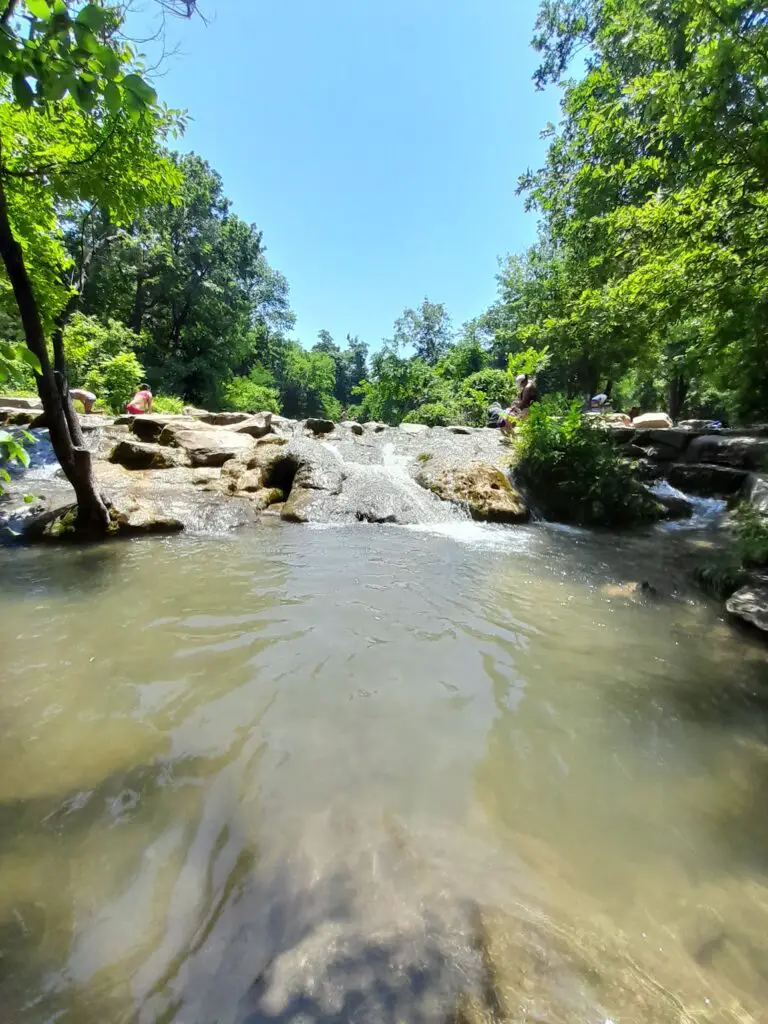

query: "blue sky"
xmin=135 ymin=0 xmax=560 ymax=350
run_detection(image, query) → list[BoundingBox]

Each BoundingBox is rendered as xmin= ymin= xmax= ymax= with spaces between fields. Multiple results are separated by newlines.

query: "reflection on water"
xmin=1 ymin=523 xmax=768 ymax=1022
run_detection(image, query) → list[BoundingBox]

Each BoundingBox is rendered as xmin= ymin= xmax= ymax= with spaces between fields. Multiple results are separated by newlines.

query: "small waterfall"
xmin=651 ymin=479 xmax=726 ymax=529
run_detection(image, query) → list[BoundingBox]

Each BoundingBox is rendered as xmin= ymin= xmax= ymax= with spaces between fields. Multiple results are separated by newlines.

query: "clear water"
xmin=1 ymin=521 xmax=767 ymax=1023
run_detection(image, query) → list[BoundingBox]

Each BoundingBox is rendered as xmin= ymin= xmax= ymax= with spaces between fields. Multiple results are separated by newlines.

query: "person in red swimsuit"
xmin=126 ymin=384 xmax=153 ymax=415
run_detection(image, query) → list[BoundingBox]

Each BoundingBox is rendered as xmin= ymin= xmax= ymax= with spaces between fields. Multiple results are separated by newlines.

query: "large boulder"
xmin=303 ymin=417 xmax=335 ymax=435
xmin=631 ymin=412 xmax=673 ymax=429
xmin=633 ymin=428 xmax=692 ymax=453
xmin=280 ymin=485 xmax=317 ymax=523
xmin=416 ymin=461 xmax=529 ymax=523
xmin=130 ymin=414 xmax=197 ymax=443
xmin=685 ymin=434 xmax=768 ymax=470
xmin=667 ymin=462 xmax=748 ymax=496
xmin=109 ymin=439 xmax=188 ymax=470
xmin=233 ymin=413 xmax=273 ymax=438
xmin=726 ymin=580 xmax=768 ymax=634
xmin=742 ymin=473 xmax=768 ymax=516
xmin=157 ymin=422 xmax=255 ymax=467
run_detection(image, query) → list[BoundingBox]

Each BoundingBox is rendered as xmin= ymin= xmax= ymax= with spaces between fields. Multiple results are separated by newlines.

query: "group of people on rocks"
xmin=67 ymin=384 xmax=153 ymax=416
xmin=487 ymin=373 xmax=538 ymax=433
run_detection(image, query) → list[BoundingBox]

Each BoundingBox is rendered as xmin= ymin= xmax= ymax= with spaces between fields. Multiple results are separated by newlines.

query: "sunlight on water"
xmin=1 ymin=525 xmax=767 ymax=1023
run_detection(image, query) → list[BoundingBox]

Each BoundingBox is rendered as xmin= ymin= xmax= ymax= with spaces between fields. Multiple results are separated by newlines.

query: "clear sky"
xmin=135 ymin=0 xmax=560 ymax=350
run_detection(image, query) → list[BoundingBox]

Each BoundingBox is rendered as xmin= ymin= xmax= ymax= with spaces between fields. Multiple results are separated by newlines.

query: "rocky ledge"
xmin=2 ymin=412 xmax=531 ymax=536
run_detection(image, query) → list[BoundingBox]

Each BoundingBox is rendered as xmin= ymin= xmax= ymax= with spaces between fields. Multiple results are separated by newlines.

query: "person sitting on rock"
xmin=126 ymin=384 xmax=153 ymax=415
xmin=69 ymin=388 xmax=96 ymax=414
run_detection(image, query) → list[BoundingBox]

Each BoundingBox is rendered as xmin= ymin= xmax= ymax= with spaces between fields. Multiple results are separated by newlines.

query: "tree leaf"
xmin=19 ymin=348 xmax=42 ymax=374
xmin=76 ymin=4 xmax=110 ymax=32
xmin=12 ymin=73 xmax=34 ymax=108
xmin=26 ymin=0 xmax=51 ymax=20
xmin=121 ymin=72 xmax=157 ymax=107
xmin=104 ymin=79 xmax=121 ymax=113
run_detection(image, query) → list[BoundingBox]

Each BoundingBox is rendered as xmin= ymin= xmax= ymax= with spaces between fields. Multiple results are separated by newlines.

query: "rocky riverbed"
xmin=2 ymin=402 xmax=768 ymax=636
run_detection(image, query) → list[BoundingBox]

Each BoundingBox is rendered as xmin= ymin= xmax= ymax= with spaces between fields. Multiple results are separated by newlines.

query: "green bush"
xmin=151 ymin=394 xmax=185 ymax=414
xmin=733 ymin=503 xmax=768 ymax=567
xmin=402 ymin=401 xmax=458 ymax=427
xmin=221 ymin=370 xmax=281 ymax=414
xmin=515 ymin=402 xmax=662 ymax=527
xmin=85 ymin=352 xmax=144 ymax=414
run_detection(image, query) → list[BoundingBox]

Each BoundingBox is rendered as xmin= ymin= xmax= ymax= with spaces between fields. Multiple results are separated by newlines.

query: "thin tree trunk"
xmin=0 ymin=162 xmax=108 ymax=532
xmin=668 ymin=374 xmax=688 ymax=421
xmin=52 ymin=294 xmax=86 ymax=448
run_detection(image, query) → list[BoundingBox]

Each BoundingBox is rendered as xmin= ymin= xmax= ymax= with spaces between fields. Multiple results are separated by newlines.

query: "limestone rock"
xmin=0 ymin=396 xmax=42 ymax=410
xmin=108 ymin=439 xmax=189 ymax=470
xmin=183 ymin=406 xmax=209 ymax=418
xmin=726 ymin=581 xmax=768 ymax=634
xmin=667 ymin=462 xmax=748 ymax=496
xmin=235 ymin=487 xmax=285 ymax=510
xmin=280 ymin=485 xmax=316 ymax=522
xmin=367 ymin=422 xmax=387 ymax=433
xmin=343 ymin=421 xmax=364 ymax=435
xmin=157 ymin=423 xmax=255 ymax=467
xmin=633 ymin=428 xmax=691 ymax=453
xmin=399 ymin=422 xmax=429 ymax=435
xmin=196 ymin=411 xmax=253 ymax=426
xmin=631 ymin=412 xmax=673 ymax=429
xmin=303 ymin=417 xmax=335 ymax=435
xmin=130 ymin=414 xmax=197 ymax=443
xmin=679 ymin=419 xmax=716 ymax=430
xmin=446 ymin=425 xmax=472 ymax=434
xmin=686 ymin=434 xmax=768 ymax=470
xmin=0 ymin=406 xmax=35 ymax=426
xmin=25 ymin=497 xmax=183 ymax=542
xmin=233 ymin=412 xmax=273 ymax=438
xmin=417 ymin=461 xmax=529 ymax=523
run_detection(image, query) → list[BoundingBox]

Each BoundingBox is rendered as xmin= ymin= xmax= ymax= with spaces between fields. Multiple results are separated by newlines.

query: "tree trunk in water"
xmin=0 ymin=167 xmax=109 ymax=533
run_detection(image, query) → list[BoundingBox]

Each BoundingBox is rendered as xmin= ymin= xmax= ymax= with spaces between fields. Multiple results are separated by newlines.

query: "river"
xmin=1 ymin=515 xmax=768 ymax=1022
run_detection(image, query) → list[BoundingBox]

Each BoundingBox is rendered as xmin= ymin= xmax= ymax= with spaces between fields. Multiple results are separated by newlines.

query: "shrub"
xmin=515 ymin=402 xmax=662 ymax=527
xmin=85 ymin=352 xmax=144 ymax=414
xmin=402 ymin=401 xmax=457 ymax=427
xmin=733 ymin=503 xmax=768 ymax=567
xmin=151 ymin=394 xmax=186 ymax=414
xmin=221 ymin=370 xmax=281 ymax=414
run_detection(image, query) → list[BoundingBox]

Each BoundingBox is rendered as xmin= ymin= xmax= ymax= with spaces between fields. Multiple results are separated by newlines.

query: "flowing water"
xmin=2 ymin=494 xmax=768 ymax=1021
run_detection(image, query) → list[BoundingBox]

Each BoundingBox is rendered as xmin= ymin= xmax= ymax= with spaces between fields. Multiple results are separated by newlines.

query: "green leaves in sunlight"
xmin=0 ymin=1 xmax=159 ymax=119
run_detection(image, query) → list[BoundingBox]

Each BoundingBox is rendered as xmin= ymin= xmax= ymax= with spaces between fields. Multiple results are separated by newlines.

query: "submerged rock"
xmin=24 ymin=496 xmax=184 ymax=542
xmin=109 ymin=439 xmax=189 ymax=470
xmin=416 ymin=461 xmax=529 ymax=524
xmin=726 ymin=580 xmax=768 ymax=634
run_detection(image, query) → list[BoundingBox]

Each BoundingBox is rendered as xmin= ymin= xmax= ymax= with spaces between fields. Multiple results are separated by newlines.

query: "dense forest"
xmin=0 ymin=0 xmax=766 ymax=524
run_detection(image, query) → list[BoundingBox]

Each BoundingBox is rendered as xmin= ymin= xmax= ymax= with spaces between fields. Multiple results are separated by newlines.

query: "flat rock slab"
xmin=197 ymin=411 xmax=253 ymax=426
xmin=634 ymin=428 xmax=692 ymax=452
xmin=399 ymin=422 xmax=429 ymax=434
xmin=24 ymin=497 xmax=184 ymax=542
xmin=416 ymin=461 xmax=529 ymax=523
xmin=158 ymin=423 xmax=256 ymax=467
xmin=727 ymin=582 xmax=768 ymax=634
xmin=0 ymin=396 xmax=42 ymax=410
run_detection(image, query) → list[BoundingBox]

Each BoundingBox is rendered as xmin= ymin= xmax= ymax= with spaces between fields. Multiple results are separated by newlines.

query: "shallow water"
xmin=1 ymin=520 xmax=768 ymax=1023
